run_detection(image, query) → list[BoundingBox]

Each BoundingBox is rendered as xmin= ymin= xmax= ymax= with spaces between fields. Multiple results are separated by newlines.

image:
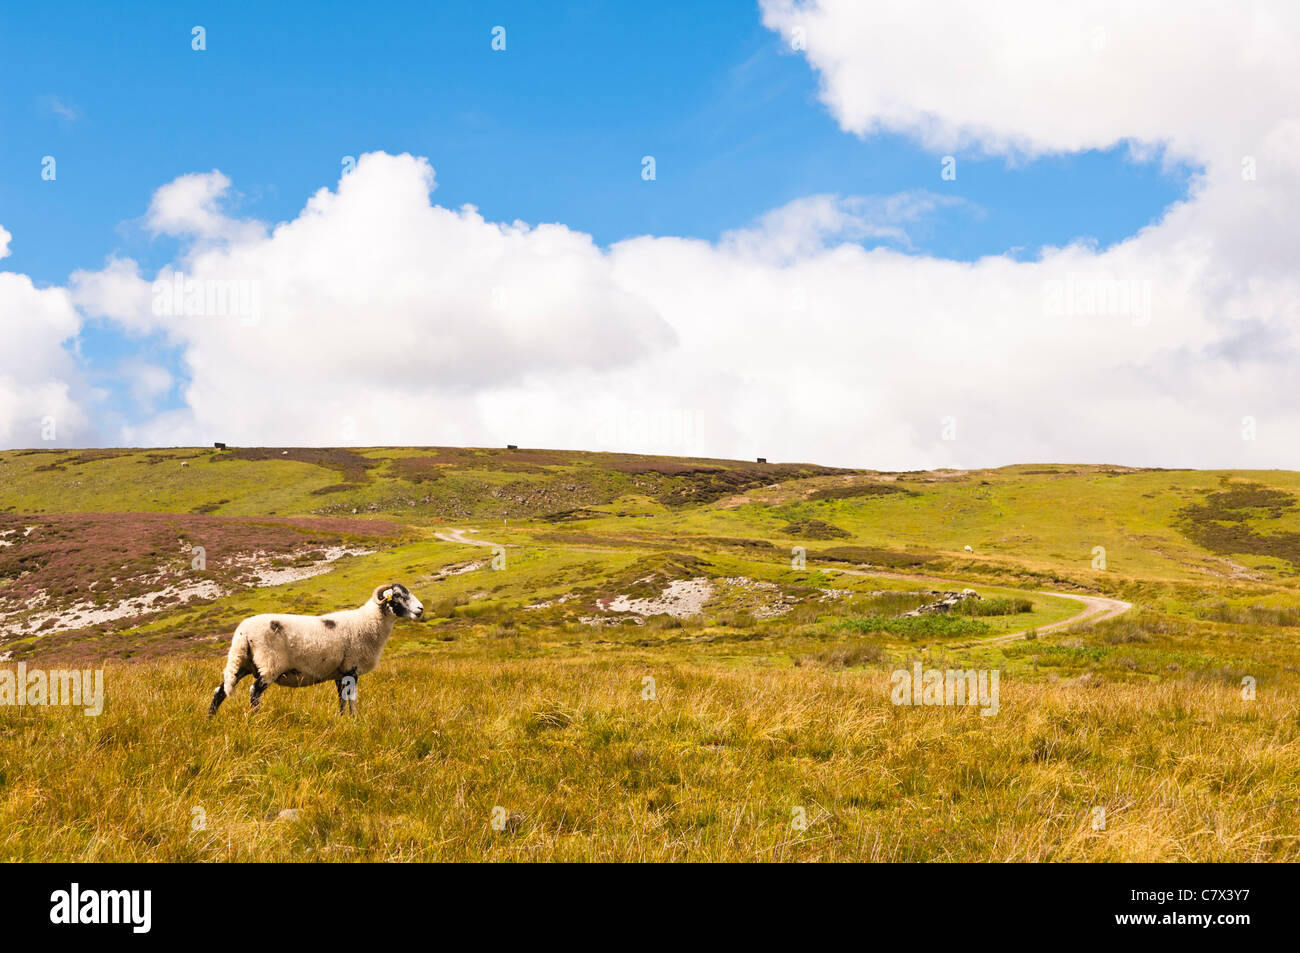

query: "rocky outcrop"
xmin=902 ymin=589 xmax=980 ymax=616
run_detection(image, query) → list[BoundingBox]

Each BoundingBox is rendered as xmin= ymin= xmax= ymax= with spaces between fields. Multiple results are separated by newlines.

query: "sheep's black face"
xmin=379 ymin=583 xmax=424 ymax=620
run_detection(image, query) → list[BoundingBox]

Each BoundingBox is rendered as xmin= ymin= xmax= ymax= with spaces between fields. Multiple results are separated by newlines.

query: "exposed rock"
xmin=902 ymin=588 xmax=981 ymax=616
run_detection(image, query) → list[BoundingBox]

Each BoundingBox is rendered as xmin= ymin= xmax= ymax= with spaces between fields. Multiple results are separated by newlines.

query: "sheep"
xmin=207 ymin=583 xmax=424 ymax=716
xmin=964 ymin=545 xmax=973 ymax=553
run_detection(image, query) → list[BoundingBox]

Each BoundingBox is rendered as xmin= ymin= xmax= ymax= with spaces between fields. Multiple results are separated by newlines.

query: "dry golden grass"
xmin=6 ymin=450 xmax=1300 ymax=861
xmin=1 ymin=656 xmax=1296 ymax=861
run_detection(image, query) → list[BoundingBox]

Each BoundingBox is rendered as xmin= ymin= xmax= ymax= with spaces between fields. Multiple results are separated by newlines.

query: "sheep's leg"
xmin=335 ymin=669 xmax=358 ymax=715
xmin=211 ymin=638 xmax=255 ymax=716
xmin=210 ymin=672 xmax=249 ymax=715
xmin=209 ymin=665 xmax=253 ymax=716
xmin=212 ymin=664 xmax=253 ymax=716
xmin=249 ymin=676 xmax=270 ymax=711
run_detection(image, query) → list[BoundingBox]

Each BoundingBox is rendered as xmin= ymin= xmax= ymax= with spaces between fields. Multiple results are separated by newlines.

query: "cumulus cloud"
xmin=145 ymin=170 xmax=265 ymax=245
xmin=69 ymin=257 xmax=155 ymax=333
xmin=75 ymin=153 xmax=676 ymax=448
xmin=12 ymin=2 xmax=1300 ymax=468
xmin=732 ymin=0 xmax=1300 ymax=466
xmin=66 ymin=143 xmax=1300 ymax=467
xmin=759 ymin=0 xmax=1300 ymax=162
xmin=0 ymin=232 xmax=93 ymax=446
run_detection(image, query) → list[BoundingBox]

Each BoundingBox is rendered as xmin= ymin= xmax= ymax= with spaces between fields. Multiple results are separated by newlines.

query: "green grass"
xmin=953 ymin=597 xmax=1033 ymax=616
xmin=0 ymin=657 xmax=1295 ymax=861
xmin=837 ymin=614 xmax=991 ymax=640
xmin=3 ymin=447 xmax=1300 ymax=860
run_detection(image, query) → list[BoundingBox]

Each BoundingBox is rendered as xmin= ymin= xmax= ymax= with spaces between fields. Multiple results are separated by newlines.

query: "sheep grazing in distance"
xmin=964 ymin=545 xmax=973 ymax=553
xmin=207 ymin=583 xmax=424 ymax=717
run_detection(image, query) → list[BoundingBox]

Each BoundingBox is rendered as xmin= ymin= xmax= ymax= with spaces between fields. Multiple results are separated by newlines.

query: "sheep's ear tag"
xmin=382 ymin=589 xmax=393 ymax=602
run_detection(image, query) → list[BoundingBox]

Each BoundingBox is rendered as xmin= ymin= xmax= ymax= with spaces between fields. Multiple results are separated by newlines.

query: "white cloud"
xmin=759 ymin=0 xmax=1300 ymax=163
xmin=0 ymin=225 xmax=11 ymax=260
xmin=145 ymin=170 xmax=265 ymax=245
xmin=0 ymin=236 xmax=92 ymax=446
xmin=76 ymin=153 xmax=676 ymax=447
xmin=65 ymin=128 xmax=1300 ymax=469
xmin=69 ymin=257 xmax=155 ymax=333
xmin=119 ymin=359 xmax=174 ymax=409
xmin=15 ymin=2 xmax=1300 ymax=468
xmin=720 ymin=191 xmax=961 ymax=262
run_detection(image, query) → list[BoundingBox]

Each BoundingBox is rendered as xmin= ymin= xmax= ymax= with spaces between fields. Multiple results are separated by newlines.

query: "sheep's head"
xmin=374 ymin=583 xmax=425 ymax=620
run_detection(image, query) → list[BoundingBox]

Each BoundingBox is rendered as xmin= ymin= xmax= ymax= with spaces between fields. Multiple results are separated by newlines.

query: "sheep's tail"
xmin=223 ymin=629 xmax=255 ymax=694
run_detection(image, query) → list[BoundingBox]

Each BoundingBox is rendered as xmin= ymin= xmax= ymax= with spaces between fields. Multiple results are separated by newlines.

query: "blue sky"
xmin=12 ymin=2 xmax=1280 ymax=469
xmin=2 ymin=0 xmax=1193 ymax=288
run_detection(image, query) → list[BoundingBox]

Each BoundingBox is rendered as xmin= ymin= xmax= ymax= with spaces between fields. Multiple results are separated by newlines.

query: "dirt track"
xmin=950 ymin=591 xmax=1133 ymax=648
xmin=433 ymin=528 xmax=498 ymax=547
xmin=437 ymin=535 xmax=1134 ymax=646
xmin=823 ymin=566 xmax=1133 ymax=648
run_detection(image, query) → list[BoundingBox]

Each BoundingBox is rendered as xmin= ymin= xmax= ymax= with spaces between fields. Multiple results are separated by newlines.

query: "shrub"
xmin=779 ymin=518 xmax=850 ymax=540
xmin=954 ymin=597 xmax=1033 ymax=616
xmin=837 ymin=614 xmax=990 ymax=641
xmin=1198 ymin=602 xmax=1300 ymax=627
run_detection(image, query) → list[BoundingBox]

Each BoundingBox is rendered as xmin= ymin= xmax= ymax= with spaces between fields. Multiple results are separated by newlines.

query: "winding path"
xmin=949 ymin=591 xmax=1133 ymax=648
xmin=434 ymin=531 xmax=1133 ymax=647
xmin=824 ymin=567 xmax=1133 ymax=649
xmin=433 ymin=528 xmax=500 ymax=547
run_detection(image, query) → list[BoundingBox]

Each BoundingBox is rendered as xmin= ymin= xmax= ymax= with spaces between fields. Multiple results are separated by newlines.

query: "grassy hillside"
xmin=2 ymin=446 xmax=1299 ymax=860
xmin=2 ymin=657 xmax=1293 ymax=862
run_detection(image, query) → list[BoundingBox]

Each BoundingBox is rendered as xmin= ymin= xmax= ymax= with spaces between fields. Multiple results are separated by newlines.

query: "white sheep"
xmin=207 ymin=583 xmax=424 ymax=716
xmin=964 ymin=545 xmax=973 ymax=553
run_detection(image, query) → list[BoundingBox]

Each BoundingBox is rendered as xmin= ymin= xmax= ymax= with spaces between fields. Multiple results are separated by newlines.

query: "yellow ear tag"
xmin=382 ymin=589 xmax=393 ymax=602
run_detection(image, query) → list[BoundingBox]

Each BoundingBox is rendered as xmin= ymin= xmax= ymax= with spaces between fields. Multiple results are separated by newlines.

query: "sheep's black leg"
xmin=249 ymin=676 xmax=269 ymax=711
xmin=336 ymin=668 xmax=358 ymax=715
xmin=210 ymin=650 xmax=254 ymax=717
